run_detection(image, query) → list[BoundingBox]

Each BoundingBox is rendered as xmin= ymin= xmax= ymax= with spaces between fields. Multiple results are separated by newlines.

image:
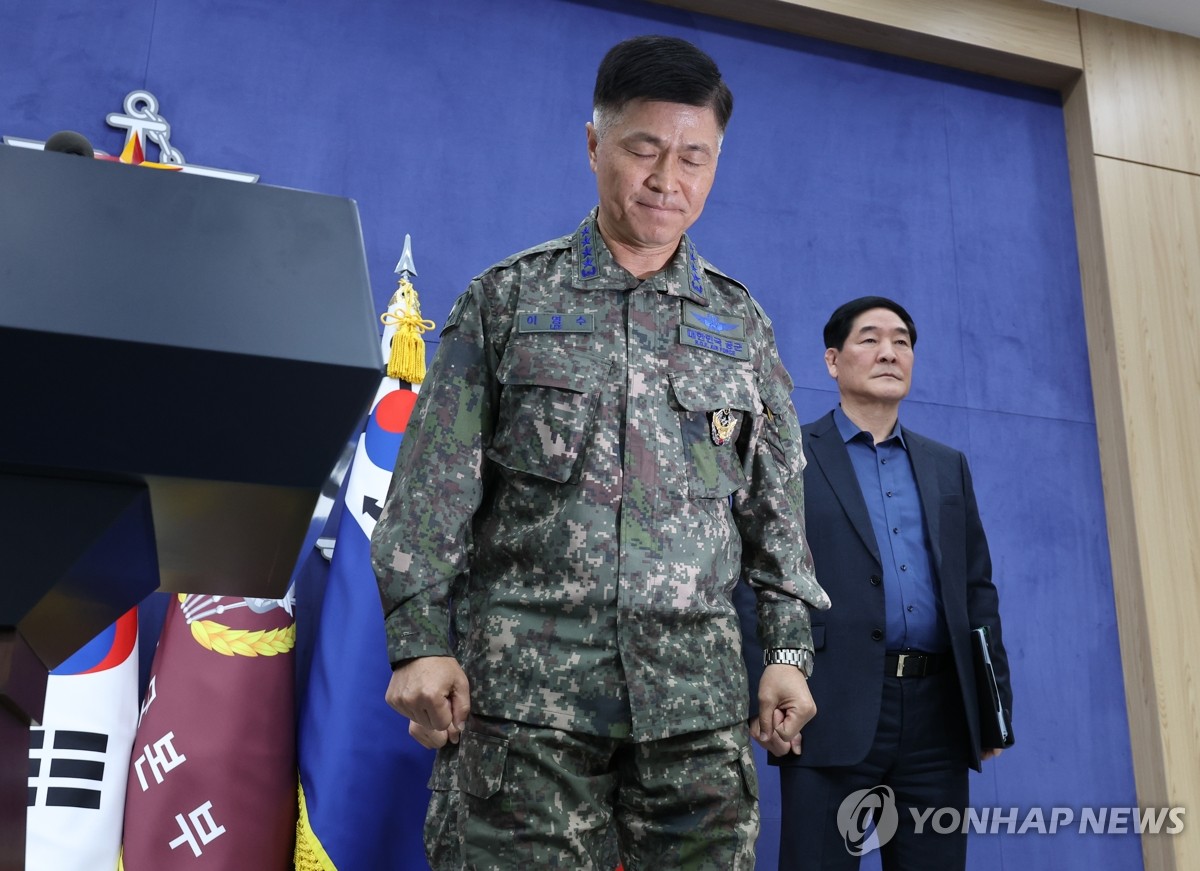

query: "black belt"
xmin=885 ymin=651 xmax=948 ymax=677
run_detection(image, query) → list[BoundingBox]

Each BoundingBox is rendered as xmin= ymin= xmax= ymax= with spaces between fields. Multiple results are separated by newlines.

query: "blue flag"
xmin=294 ymin=374 xmax=434 ymax=870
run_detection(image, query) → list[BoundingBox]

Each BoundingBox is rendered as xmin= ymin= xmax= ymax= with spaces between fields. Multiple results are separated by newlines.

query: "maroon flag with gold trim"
xmin=118 ymin=592 xmax=296 ymax=869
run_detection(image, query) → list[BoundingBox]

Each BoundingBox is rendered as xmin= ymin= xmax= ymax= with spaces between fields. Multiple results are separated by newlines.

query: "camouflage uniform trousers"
xmin=425 ymin=742 xmax=620 ymax=871
xmin=452 ymin=715 xmax=759 ymax=870
xmin=425 ymin=743 xmax=464 ymax=871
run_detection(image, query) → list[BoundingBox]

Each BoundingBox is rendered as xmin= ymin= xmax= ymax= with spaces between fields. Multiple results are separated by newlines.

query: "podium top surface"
xmin=0 ymin=145 xmax=380 ymax=367
xmin=0 ymin=145 xmax=382 ymax=487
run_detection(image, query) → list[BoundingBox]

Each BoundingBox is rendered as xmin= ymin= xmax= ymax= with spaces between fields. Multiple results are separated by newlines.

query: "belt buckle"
xmin=896 ymin=653 xmax=926 ymax=677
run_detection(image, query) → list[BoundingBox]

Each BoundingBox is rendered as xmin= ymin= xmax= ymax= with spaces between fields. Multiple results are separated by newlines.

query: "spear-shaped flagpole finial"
xmin=381 ymin=233 xmax=434 ymax=385
xmin=394 ymin=233 xmax=417 ymax=282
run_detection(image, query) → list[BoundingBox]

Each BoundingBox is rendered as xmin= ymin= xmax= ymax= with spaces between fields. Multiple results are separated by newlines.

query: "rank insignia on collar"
xmin=686 ymin=241 xmax=705 ymax=299
xmin=579 ymin=222 xmax=598 ymax=279
xmin=711 ymin=408 xmax=737 ymax=446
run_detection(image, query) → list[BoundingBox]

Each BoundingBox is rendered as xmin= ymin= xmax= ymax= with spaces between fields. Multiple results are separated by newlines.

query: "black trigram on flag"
xmin=28 ymin=728 xmax=109 ymax=809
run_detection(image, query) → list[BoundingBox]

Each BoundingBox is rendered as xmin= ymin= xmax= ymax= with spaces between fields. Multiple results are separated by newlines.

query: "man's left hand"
xmin=756 ymin=663 xmax=817 ymax=753
xmin=749 ymin=717 xmax=802 ymax=755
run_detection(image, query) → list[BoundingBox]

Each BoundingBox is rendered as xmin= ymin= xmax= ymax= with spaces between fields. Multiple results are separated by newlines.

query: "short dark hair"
xmin=823 ymin=296 xmax=918 ymax=350
xmin=593 ymin=35 xmax=733 ymax=134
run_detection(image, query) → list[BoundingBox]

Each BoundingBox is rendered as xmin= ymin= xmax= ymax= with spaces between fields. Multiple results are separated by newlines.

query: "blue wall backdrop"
xmin=1 ymin=0 xmax=1138 ymax=868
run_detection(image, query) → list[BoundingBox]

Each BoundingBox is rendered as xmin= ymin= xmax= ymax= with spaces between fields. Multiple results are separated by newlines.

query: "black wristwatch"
xmin=764 ymin=647 xmax=814 ymax=679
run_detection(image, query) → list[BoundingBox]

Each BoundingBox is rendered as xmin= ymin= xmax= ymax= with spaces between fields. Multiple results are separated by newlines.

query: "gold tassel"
xmin=294 ymin=781 xmax=336 ymax=870
xmin=381 ymin=276 xmax=436 ymax=384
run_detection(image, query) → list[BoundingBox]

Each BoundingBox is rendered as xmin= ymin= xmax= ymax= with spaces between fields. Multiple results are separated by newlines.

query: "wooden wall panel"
xmin=1082 ymin=12 xmax=1200 ymax=174
xmin=1062 ymin=79 xmax=1176 ymax=871
xmin=1094 ymin=155 xmax=1200 ymax=867
xmin=1081 ymin=17 xmax=1200 ymax=866
xmin=650 ymin=0 xmax=1082 ymax=86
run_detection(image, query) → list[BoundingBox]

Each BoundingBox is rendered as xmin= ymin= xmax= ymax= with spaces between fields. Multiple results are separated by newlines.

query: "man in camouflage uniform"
xmin=411 ymin=574 xmax=623 ymax=871
xmin=371 ymin=35 xmax=830 ymax=870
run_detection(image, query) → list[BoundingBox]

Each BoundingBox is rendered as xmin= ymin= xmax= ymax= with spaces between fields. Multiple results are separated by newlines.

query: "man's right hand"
xmin=409 ymin=719 xmax=459 ymax=749
xmin=385 ymin=656 xmax=471 ymax=735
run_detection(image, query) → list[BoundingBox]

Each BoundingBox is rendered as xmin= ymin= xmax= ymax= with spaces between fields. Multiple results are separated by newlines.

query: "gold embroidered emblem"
xmin=711 ymin=408 xmax=736 ymax=446
xmin=179 ymin=593 xmax=296 ymax=657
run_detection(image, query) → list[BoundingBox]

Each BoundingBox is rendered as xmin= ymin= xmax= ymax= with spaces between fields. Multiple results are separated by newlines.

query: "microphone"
xmin=43 ymin=130 xmax=95 ymax=158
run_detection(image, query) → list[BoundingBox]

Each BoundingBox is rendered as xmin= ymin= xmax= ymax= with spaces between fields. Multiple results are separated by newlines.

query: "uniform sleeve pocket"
xmin=757 ymin=379 xmax=803 ymax=476
xmin=487 ymin=344 xmax=607 ymax=483
xmin=670 ymin=367 xmax=759 ymax=498
xmin=459 ymin=730 xmax=508 ymax=800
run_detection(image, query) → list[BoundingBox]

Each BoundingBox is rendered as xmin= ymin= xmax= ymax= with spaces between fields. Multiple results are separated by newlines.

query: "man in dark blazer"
xmin=763 ymin=296 xmax=1013 ymax=870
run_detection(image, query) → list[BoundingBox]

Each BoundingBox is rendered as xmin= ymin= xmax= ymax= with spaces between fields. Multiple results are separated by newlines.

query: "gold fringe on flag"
xmin=294 ymin=781 xmax=338 ymax=871
xmin=381 ymin=275 xmax=435 ymax=384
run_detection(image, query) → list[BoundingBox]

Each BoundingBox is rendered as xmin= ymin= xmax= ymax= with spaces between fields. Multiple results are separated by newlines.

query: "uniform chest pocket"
xmin=486 ymin=344 xmax=607 ymax=483
xmin=670 ymin=367 xmax=760 ymax=499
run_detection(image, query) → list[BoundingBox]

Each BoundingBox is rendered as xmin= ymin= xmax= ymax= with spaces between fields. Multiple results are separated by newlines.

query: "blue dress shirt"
xmin=833 ymin=406 xmax=949 ymax=652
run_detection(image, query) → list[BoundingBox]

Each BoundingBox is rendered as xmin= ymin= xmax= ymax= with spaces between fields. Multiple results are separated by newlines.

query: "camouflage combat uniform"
xmin=372 ymin=210 xmax=829 ymax=869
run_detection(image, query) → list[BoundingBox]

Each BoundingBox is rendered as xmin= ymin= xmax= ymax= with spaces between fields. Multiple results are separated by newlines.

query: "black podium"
xmin=0 ymin=144 xmax=382 ymax=867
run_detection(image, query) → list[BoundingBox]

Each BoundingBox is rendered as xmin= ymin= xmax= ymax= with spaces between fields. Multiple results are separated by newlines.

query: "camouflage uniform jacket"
xmin=372 ymin=210 xmax=830 ymax=742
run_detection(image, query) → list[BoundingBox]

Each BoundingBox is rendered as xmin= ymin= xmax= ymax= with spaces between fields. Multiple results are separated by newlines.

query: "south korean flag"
xmin=27 ymin=609 xmax=139 ymax=871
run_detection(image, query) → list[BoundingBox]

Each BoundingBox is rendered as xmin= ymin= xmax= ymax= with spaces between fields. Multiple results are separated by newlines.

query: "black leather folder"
xmin=971 ymin=625 xmax=1014 ymax=749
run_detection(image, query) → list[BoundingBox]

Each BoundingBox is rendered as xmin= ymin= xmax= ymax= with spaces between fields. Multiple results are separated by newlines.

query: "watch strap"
xmin=764 ymin=647 xmax=814 ymax=679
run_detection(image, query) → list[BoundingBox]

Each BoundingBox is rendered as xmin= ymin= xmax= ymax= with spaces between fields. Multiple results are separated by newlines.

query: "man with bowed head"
xmin=371 ymin=34 xmax=829 ymax=870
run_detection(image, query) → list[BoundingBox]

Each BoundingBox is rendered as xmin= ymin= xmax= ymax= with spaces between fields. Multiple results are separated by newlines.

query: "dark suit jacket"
xmin=746 ymin=410 xmax=1013 ymax=772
